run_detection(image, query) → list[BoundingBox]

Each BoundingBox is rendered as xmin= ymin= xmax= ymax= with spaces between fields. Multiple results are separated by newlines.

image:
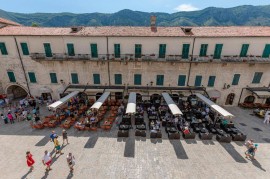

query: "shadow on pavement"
xmin=124 ymin=137 xmax=135 ymax=158
xmin=21 ymin=169 xmax=32 ymax=179
xmin=220 ymin=143 xmax=248 ymax=163
xmin=84 ymin=134 xmax=99 ymax=148
xmin=170 ymin=140 xmax=188 ymax=159
xmin=251 ymin=159 xmax=266 ymax=172
xmin=35 ymin=136 xmax=50 ymax=146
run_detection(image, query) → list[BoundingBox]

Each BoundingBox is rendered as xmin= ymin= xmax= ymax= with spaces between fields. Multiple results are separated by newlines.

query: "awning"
xmin=162 ymin=93 xmax=183 ymax=115
xmin=57 ymin=86 xmax=66 ymax=93
xmin=195 ymin=93 xmax=234 ymax=118
xmin=252 ymin=91 xmax=270 ymax=98
xmin=126 ymin=92 xmax=136 ymax=114
xmin=39 ymin=86 xmax=52 ymax=93
xmin=48 ymin=91 xmax=79 ymax=110
xmin=246 ymin=87 xmax=270 ymax=99
xmin=90 ymin=92 xmax=110 ymax=110
xmin=207 ymin=89 xmax=221 ymax=98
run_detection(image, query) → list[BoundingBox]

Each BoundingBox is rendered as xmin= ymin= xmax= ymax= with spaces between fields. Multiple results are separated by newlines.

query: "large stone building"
xmin=0 ymin=17 xmax=270 ymax=106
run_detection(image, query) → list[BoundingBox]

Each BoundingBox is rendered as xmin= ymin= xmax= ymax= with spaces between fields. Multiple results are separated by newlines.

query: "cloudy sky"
xmin=0 ymin=0 xmax=269 ymax=13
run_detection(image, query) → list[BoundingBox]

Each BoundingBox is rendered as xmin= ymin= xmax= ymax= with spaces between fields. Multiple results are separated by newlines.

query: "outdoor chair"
xmin=118 ymin=130 xmax=129 ymax=137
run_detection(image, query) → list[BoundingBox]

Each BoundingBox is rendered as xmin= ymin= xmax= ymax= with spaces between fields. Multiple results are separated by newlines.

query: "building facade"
xmin=0 ymin=21 xmax=270 ymax=106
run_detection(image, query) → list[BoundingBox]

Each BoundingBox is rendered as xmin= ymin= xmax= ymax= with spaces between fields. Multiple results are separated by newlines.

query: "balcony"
xmin=30 ymin=53 xmax=107 ymax=61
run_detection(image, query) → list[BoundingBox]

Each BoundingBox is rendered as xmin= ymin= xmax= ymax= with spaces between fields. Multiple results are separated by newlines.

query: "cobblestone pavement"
xmin=0 ymin=106 xmax=269 ymax=179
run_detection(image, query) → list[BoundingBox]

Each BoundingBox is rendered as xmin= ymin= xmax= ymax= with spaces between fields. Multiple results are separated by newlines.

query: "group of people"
xmin=26 ymin=130 xmax=75 ymax=173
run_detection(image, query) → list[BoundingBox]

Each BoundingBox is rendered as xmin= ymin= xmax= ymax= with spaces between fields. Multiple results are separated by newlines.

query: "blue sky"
xmin=0 ymin=0 xmax=269 ymax=13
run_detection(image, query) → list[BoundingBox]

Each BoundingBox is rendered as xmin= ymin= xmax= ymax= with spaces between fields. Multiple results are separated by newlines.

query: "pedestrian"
xmin=42 ymin=150 xmax=52 ymax=171
xmin=50 ymin=131 xmax=57 ymax=142
xmin=245 ymin=144 xmax=258 ymax=160
xmin=62 ymin=129 xmax=69 ymax=145
xmin=54 ymin=136 xmax=63 ymax=155
xmin=26 ymin=151 xmax=35 ymax=170
xmin=7 ymin=112 xmax=14 ymax=124
xmin=245 ymin=139 xmax=254 ymax=148
xmin=1 ymin=113 xmax=8 ymax=124
xmin=263 ymin=110 xmax=270 ymax=124
xmin=66 ymin=153 xmax=75 ymax=172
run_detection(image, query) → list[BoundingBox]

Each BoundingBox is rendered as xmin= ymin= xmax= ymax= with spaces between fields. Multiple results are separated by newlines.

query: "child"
xmin=62 ymin=129 xmax=69 ymax=145
xmin=26 ymin=151 xmax=35 ymax=170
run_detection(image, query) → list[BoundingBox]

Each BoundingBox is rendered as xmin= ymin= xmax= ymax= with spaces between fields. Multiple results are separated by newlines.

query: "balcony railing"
xmin=30 ymin=53 xmax=270 ymax=63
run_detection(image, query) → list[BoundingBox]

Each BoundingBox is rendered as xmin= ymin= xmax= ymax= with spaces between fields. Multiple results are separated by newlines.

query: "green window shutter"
xmin=252 ymin=72 xmax=263 ymax=84
xmin=90 ymin=44 xmax=98 ymax=58
xmin=0 ymin=42 xmax=8 ymax=55
xmin=199 ymin=44 xmax=208 ymax=57
xmin=156 ymin=75 xmax=164 ymax=86
xmin=214 ymin=44 xmax=223 ymax=59
xmin=67 ymin=43 xmax=75 ymax=56
xmin=134 ymin=74 xmax=142 ymax=85
xmin=7 ymin=71 xmax=16 ymax=82
xmin=159 ymin=44 xmax=166 ymax=58
xmin=178 ymin=75 xmax=186 ymax=86
xmin=194 ymin=75 xmax=202 ymax=87
xmin=115 ymin=74 xmax=122 ymax=85
xmin=71 ymin=73 xmax=79 ymax=84
xmin=232 ymin=74 xmax=240 ymax=85
xmin=240 ymin=44 xmax=249 ymax=57
xmin=93 ymin=74 xmax=101 ymax=84
xmin=207 ymin=76 xmax=216 ymax=87
xmin=262 ymin=44 xmax=270 ymax=58
xmin=114 ymin=44 xmax=120 ymax=58
xmin=135 ymin=44 xmax=142 ymax=58
xmin=43 ymin=43 xmax=52 ymax=57
xmin=50 ymin=73 xmax=58 ymax=83
xmin=20 ymin=43 xmax=29 ymax=55
xmin=28 ymin=72 xmax=37 ymax=83
xmin=182 ymin=44 xmax=190 ymax=59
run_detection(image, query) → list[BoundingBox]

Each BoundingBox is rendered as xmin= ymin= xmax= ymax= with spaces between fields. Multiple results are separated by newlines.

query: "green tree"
xmin=31 ymin=22 xmax=39 ymax=27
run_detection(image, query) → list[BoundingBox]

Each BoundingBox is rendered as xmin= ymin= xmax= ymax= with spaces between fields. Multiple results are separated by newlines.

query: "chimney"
xmin=150 ymin=16 xmax=157 ymax=32
xmin=70 ymin=26 xmax=83 ymax=33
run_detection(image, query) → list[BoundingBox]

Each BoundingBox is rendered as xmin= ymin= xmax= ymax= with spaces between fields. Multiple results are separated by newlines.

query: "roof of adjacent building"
xmin=0 ymin=26 xmax=270 ymax=37
xmin=0 ymin=18 xmax=21 ymax=26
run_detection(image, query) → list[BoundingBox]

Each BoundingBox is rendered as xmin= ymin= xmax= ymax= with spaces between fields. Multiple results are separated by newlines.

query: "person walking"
xmin=26 ymin=151 xmax=35 ymax=170
xmin=50 ymin=131 xmax=57 ymax=142
xmin=54 ymin=136 xmax=63 ymax=155
xmin=7 ymin=112 xmax=14 ymax=124
xmin=66 ymin=153 xmax=75 ymax=172
xmin=245 ymin=143 xmax=258 ymax=160
xmin=263 ymin=110 xmax=270 ymax=124
xmin=62 ymin=129 xmax=69 ymax=145
xmin=42 ymin=150 xmax=52 ymax=171
xmin=1 ymin=113 xmax=8 ymax=124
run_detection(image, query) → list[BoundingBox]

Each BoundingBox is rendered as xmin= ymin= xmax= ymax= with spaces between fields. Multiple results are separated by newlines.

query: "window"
xmin=240 ymin=44 xmax=249 ymax=57
xmin=20 ymin=43 xmax=29 ymax=55
xmin=200 ymin=44 xmax=208 ymax=57
xmin=262 ymin=44 xmax=270 ymax=58
xmin=182 ymin=44 xmax=190 ymax=59
xmin=207 ymin=76 xmax=216 ymax=87
xmin=194 ymin=75 xmax=202 ymax=87
xmin=93 ymin=74 xmax=100 ymax=84
xmin=7 ymin=71 xmax=16 ymax=82
xmin=159 ymin=44 xmax=166 ymax=58
xmin=67 ymin=43 xmax=75 ymax=56
xmin=156 ymin=75 xmax=164 ymax=86
xmin=252 ymin=72 xmax=263 ymax=84
xmin=115 ymin=74 xmax=122 ymax=85
xmin=114 ymin=44 xmax=120 ymax=58
xmin=178 ymin=75 xmax=186 ymax=86
xmin=28 ymin=72 xmax=37 ymax=83
xmin=135 ymin=44 xmax=142 ymax=58
xmin=0 ymin=42 xmax=8 ymax=55
xmin=213 ymin=44 xmax=223 ymax=59
xmin=232 ymin=74 xmax=240 ymax=85
xmin=50 ymin=73 xmax=58 ymax=83
xmin=90 ymin=44 xmax=98 ymax=58
xmin=71 ymin=73 xmax=79 ymax=84
xmin=43 ymin=43 xmax=52 ymax=57
xmin=134 ymin=74 xmax=141 ymax=85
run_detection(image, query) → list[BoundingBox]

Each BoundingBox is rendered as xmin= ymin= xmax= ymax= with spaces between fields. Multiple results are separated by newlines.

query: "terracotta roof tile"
xmin=0 ymin=26 xmax=270 ymax=37
xmin=0 ymin=18 xmax=21 ymax=26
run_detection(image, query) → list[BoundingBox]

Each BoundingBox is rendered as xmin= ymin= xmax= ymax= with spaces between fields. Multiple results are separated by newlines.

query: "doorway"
xmin=225 ymin=93 xmax=235 ymax=105
xmin=244 ymin=95 xmax=255 ymax=104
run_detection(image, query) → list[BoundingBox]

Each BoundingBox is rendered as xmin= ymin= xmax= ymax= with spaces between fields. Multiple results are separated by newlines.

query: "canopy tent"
xmin=195 ymin=93 xmax=234 ymax=118
xmin=90 ymin=92 xmax=110 ymax=110
xmin=48 ymin=91 xmax=79 ymax=110
xmin=126 ymin=92 xmax=136 ymax=114
xmin=162 ymin=93 xmax=183 ymax=115
xmin=254 ymin=91 xmax=270 ymax=98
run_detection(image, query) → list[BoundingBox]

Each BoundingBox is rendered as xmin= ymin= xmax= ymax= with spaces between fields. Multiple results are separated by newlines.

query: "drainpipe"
xmin=13 ymin=36 xmax=31 ymax=96
xmin=238 ymin=88 xmax=245 ymax=105
xmin=187 ymin=37 xmax=196 ymax=86
xmin=106 ymin=36 xmax=111 ymax=86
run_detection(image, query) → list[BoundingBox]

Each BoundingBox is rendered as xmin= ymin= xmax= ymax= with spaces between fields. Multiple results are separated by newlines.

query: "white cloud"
xmin=174 ymin=4 xmax=199 ymax=12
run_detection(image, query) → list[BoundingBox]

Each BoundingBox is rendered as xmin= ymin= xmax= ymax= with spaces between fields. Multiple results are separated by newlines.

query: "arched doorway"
xmin=6 ymin=85 xmax=28 ymax=99
xmin=244 ymin=95 xmax=255 ymax=104
xmin=150 ymin=93 xmax=161 ymax=103
xmin=96 ymin=93 xmax=103 ymax=101
xmin=265 ymin=97 xmax=270 ymax=105
xmin=225 ymin=93 xmax=235 ymax=105
xmin=136 ymin=93 xmax=142 ymax=102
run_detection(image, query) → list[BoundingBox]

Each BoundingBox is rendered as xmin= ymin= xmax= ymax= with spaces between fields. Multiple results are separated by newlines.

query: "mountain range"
xmin=1 ymin=5 xmax=270 ymax=27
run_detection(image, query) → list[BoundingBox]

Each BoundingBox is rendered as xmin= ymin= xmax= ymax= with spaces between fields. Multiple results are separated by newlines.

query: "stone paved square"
xmin=0 ymin=106 xmax=270 ymax=179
